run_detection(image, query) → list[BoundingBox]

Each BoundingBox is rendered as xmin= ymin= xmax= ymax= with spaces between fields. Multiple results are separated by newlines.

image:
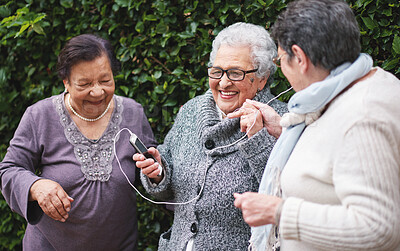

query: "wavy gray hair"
xmin=208 ymin=22 xmax=277 ymax=80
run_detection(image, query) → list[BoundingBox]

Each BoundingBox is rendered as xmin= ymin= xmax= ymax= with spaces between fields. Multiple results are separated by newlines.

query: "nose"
xmin=219 ymin=74 xmax=232 ymax=89
xmin=90 ymin=82 xmax=104 ymax=97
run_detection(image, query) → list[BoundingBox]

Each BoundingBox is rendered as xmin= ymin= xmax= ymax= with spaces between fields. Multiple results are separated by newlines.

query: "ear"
xmin=63 ymin=79 xmax=69 ymax=92
xmin=257 ymin=72 xmax=269 ymax=91
xmin=291 ymin=45 xmax=310 ymax=74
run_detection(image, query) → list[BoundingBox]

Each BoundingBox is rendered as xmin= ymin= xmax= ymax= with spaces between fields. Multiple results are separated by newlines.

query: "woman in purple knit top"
xmin=0 ymin=34 xmax=157 ymax=250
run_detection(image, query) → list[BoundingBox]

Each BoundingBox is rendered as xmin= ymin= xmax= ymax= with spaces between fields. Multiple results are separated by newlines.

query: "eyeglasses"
xmin=272 ymin=53 xmax=287 ymax=67
xmin=207 ymin=67 xmax=258 ymax=81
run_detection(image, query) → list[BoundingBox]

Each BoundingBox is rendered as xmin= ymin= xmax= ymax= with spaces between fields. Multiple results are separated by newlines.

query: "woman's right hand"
xmin=29 ymin=179 xmax=74 ymax=222
xmin=229 ymin=99 xmax=282 ymax=139
xmin=133 ymin=147 xmax=163 ymax=184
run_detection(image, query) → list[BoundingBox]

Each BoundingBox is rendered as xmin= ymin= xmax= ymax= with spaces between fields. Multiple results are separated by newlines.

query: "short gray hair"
xmin=208 ymin=22 xmax=277 ymax=79
xmin=271 ymin=0 xmax=360 ymax=70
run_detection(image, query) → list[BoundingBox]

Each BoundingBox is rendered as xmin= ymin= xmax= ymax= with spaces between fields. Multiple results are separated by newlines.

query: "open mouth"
xmin=219 ymin=90 xmax=238 ymax=98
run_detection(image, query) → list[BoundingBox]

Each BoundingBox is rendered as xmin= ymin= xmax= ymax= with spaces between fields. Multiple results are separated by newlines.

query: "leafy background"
xmin=0 ymin=0 xmax=399 ymax=250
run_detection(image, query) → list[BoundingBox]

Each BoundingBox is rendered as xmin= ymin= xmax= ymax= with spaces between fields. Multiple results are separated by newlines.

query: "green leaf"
xmin=119 ymin=85 xmax=129 ymax=95
xmin=393 ymin=35 xmax=400 ymax=55
xmin=154 ymin=85 xmax=164 ymax=94
xmin=154 ymin=71 xmax=162 ymax=79
xmin=382 ymin=58 xmax=399 ymax=71
xmin=33 ymin=14 xmax=46 ymax=23
xmin=144 ymin=14 xmax=158 ymax=21
xmin=163 ymin=98 xmax=177 ymax=107
xmin=361 ymin=16 xmax=377 ymax=30
xmin=115 ymin=0 xmax=130 ymax=7
xmin=32 ymin=23 xmax=45 ymax=35
xmin=14 ymin=23 xmax=29 ymax=38
xmin=177 ymin=31 xmax=194 ymax=39
xmin=60 ymin=0 xmax=73 ymax=8
xmin=144 ymin=58 xmax=151 ymax=68
xmin=172 ymin=68 xmax=184 ymax=76
xmin=135 ymin=21 xmax=144 ymax=33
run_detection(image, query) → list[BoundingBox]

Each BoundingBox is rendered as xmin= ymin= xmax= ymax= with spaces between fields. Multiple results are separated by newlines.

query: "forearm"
xmin=0 ymin=162 xmax=42 ymax=221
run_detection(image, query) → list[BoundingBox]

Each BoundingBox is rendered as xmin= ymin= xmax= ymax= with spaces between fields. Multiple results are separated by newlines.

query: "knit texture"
xmin=250 ymin=53 xmax=373 ymax=251
xmin=280 ymin=67 xmax=400 ymax=250
xmin=141 ymin=87 xmax=287 ymax=251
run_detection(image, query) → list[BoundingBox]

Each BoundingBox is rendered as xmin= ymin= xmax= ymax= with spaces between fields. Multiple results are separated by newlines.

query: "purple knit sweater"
xmin=0 ymin=93 xmax=157 ymax=251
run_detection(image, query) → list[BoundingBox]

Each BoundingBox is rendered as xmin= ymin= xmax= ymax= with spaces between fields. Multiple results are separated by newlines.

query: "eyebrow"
xmin=212 ymin=65 xmax=246 ymax=70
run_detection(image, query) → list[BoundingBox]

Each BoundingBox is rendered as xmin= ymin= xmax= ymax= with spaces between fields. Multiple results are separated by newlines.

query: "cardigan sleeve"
xmin=237 ymin=127 xmax=275 ymax=181
xmin=139 ymin=106 xmax=188 ymax=200
xmin=237 ymin=98 xmax=287 ymax=181
xmin=280 ymin=120 xmax=400 ymax=250
xmin=0 ymin=106 xmax=43 ymax=223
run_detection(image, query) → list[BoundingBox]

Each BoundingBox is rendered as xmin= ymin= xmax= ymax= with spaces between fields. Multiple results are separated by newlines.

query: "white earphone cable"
xmin=114 ymin=87 xmax=293 ymax=205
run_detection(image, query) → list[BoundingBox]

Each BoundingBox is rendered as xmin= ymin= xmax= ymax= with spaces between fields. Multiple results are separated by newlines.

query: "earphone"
xmin=114 ymin=86 xmax=293 ymax=205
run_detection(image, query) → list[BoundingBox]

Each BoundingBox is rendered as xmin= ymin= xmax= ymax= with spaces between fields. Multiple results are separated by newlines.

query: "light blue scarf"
xmin=249 ymin=53 xmax=373 ymax=251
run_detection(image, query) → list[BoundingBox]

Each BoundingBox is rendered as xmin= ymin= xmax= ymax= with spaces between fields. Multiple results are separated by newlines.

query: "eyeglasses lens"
xmin=208 ymin=67 xmax=245 ymax=81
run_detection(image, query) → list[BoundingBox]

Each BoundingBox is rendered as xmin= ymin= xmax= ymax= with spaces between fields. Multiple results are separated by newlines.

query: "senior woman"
xmin=0 ymin=34 xmax=157 ymax=250
xmin=133 ymin=22 xmax=287 ymax=250
xmin=234 ymin=0 xmax=400 ymax=250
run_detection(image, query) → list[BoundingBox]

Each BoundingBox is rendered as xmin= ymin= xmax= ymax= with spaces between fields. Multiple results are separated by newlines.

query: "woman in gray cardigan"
xmin=134 ymin=22 xmax=288 ymax=250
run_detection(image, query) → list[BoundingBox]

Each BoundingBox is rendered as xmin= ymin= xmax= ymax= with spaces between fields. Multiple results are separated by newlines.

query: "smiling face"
xmin=63 ymin=54 xmax=115 ymax=119
xmin=209 ymin=45 xmax=267 ymax=115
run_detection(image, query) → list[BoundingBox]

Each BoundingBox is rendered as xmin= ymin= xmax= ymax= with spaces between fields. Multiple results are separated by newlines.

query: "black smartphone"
xmin=129 ymin=133 xmax=162 ymax=176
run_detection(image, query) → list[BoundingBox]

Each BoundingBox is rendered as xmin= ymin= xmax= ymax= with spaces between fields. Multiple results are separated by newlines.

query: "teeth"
xmin=220 ymin=91 xmax=237 ymax=95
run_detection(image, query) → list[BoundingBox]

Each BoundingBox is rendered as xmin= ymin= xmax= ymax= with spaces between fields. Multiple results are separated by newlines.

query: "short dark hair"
xmin=271 ymin=0 xmax=361 ymax=71
xmin=57 ymin=34 xmax=121 ymax=80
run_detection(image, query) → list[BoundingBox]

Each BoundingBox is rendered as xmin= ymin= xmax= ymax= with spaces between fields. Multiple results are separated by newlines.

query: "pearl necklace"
xmin=67 ymin=95 xmax=112 ymax=122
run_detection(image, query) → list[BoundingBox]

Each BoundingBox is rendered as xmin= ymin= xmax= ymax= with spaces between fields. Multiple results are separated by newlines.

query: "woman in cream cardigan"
xmin=233 ymin=0 xmax=400 ymax=250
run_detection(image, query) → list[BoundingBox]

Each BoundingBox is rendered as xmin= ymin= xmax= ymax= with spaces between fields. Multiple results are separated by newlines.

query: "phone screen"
xmin=130 ymin=134 xmax=155 ymax=160
xmin=129 ymin=133 xmax=162 ymax=176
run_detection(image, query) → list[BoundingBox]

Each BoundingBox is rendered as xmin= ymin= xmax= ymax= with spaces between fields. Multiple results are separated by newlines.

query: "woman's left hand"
xmin=233 ymin=192 xmax=282 ymax=226
xmin=227 ymin=102 xmax=264 ymax=138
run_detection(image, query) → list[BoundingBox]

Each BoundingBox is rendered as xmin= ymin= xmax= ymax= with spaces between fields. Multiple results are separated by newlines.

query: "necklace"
xmin=67 ymin=95 xmax=112 ymax=122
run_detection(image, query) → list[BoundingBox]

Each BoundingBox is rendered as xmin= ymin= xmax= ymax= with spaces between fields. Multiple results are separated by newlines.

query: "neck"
xmin=66 ymin=94 xmax=112 ymax=122
xmin=302 ymin=66 xmax=330 ymax=91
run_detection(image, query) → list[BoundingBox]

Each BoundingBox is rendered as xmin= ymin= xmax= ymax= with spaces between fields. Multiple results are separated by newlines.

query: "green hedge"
xmin=0 ymin=0 xmax=399 ymax=250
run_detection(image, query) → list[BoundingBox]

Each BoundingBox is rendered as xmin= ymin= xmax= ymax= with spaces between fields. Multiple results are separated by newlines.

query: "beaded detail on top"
xmin=53 ymin=94 xmax=123 ymax=182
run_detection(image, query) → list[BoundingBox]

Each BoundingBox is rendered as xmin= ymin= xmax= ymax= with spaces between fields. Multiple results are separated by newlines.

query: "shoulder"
xmin=177 ymin=90 xmax=211 ymax=117
xmin=328 ymin=67 xmax=400 ymax=131
xmin=117 ymin=95 xmax=144 ymax=110
xmin=340 ymin=67 xmax=400 ymax=111
xmin=117 ymin=95 xmax=147 ymax=117
xmin=26 ymin=94 xmax=62 ymax=118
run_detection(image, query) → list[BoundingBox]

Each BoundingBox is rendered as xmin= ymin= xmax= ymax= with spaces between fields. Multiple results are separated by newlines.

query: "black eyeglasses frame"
xmin=207 ymin=67 xmax=258 ymax=81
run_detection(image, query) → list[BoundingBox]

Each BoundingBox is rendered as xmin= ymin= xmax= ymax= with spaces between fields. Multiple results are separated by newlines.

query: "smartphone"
xmin=129 ymin=133 xmax=162 ymax=176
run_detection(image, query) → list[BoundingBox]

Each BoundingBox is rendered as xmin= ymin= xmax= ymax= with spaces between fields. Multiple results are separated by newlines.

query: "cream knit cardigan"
xmin=279 ymin=67 xmax=400 ymax=250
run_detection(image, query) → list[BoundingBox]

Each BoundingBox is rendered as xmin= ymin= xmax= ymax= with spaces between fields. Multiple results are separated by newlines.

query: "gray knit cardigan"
xmin=141 ymin=88 xmax=287 ymax=251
